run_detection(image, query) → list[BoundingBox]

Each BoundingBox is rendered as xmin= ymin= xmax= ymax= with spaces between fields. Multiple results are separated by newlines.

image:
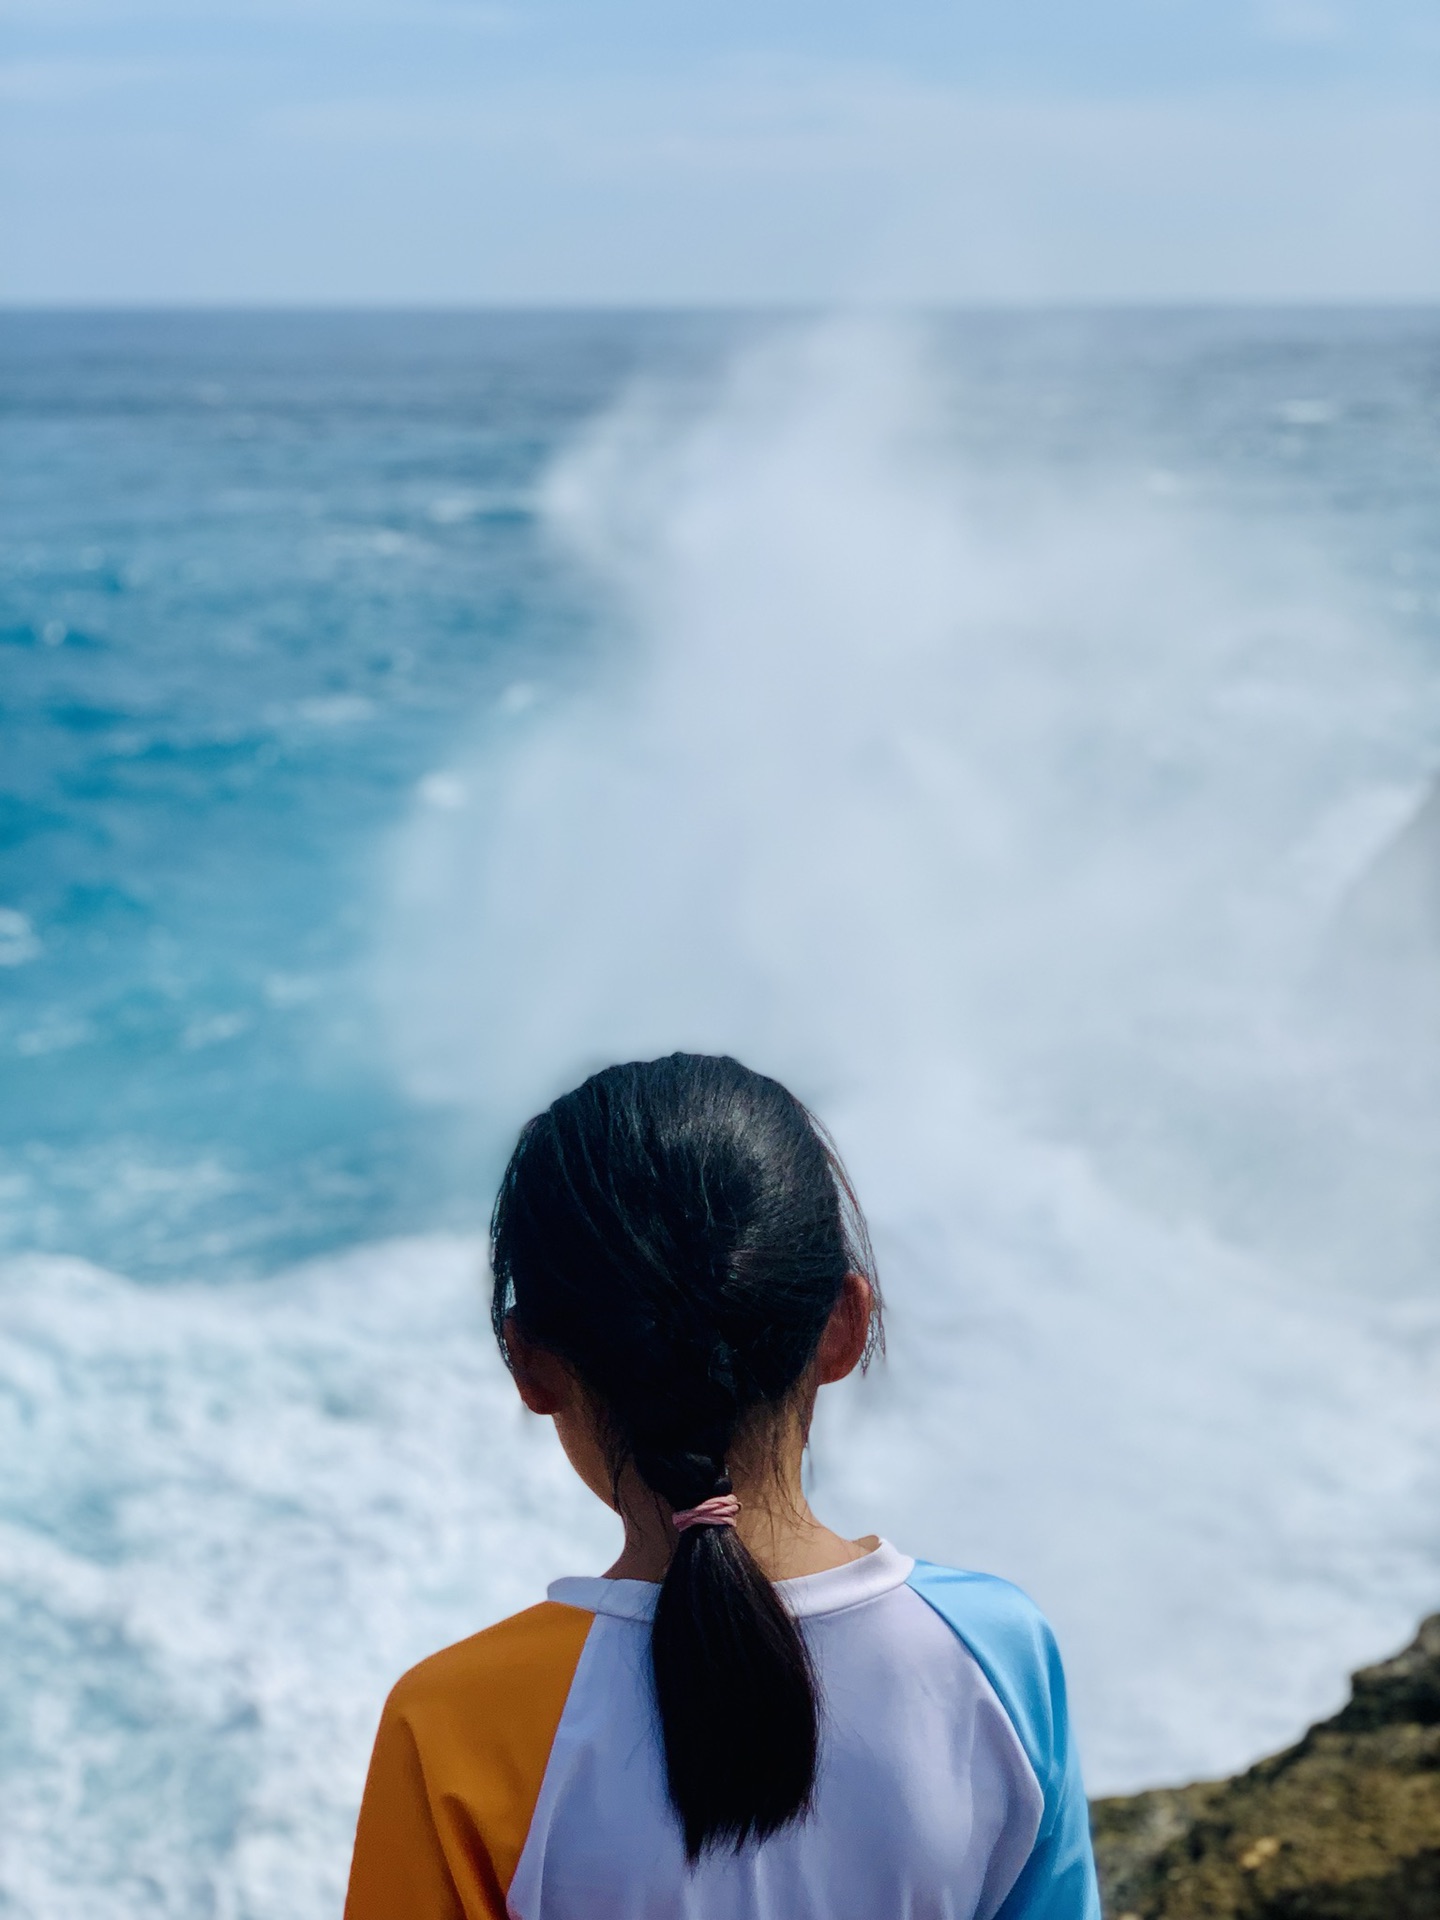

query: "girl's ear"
xmin=815 ymin=1271 xmax=873 ymax=1386
xmin=504 ymin=1314 xmax=575 ymax=1416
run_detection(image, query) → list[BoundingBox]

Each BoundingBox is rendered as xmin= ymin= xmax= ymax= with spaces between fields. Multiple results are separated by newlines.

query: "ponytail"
xmin=654 ymin=1517 xmax=818 ymax=1856
xmin=640 ymin=1453 xmax=819 ymax=1856
xmin=490 ymin=1053 xmax=877 ymax=1858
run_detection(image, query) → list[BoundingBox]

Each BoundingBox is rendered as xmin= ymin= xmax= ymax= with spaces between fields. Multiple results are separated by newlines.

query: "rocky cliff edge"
xmin=1090 ymin=1614 xmax=1440 ymax=1918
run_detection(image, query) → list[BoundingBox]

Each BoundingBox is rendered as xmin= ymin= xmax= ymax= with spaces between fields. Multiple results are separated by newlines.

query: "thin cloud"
xmin=4 ymin=5 xmax=1436 ymax=302
xmin=0 ymin=0 xmax=515 ymax=20
xmin=0 ymin=56 xmax=180 ymax=102
xmin=1254 ymin=1 xmax=1349 ymax=46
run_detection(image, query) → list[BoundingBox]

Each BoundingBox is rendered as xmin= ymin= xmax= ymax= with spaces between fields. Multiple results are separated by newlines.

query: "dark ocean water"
xmin=4 ymin=309 xmax=1440 ymax=1917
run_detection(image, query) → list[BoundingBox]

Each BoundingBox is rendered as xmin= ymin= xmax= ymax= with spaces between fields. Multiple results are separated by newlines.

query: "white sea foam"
xmin=0 ymin=1239 xmax=617 ymax=1919
xmin=0 ymin=905 xmax=42 ymax=966
xmin=9 ymin=321 xmax=1440 ymax=1918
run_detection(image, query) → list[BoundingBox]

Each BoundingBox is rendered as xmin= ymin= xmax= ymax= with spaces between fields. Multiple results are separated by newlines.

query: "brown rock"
xmin=1089 ymin=1615 xmax=1440 ymax=1917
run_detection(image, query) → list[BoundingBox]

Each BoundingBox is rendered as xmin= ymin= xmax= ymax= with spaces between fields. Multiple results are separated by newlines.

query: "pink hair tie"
xmin=671 ymin=1493 xmax=741 ymax=1533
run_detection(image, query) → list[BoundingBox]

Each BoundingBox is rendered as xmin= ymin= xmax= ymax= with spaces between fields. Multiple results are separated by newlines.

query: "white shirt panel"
xmin=507 ymin=1542 xmax=1044 ymax=1920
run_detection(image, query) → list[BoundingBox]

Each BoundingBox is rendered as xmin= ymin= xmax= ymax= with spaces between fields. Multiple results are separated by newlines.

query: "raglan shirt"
xmin=344 ymin=1541 xmax=1101 ymax=1920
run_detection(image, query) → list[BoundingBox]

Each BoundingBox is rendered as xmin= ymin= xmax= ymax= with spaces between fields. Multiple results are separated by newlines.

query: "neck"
xmin=603 ymin=1466 xmax=875 ymax=1583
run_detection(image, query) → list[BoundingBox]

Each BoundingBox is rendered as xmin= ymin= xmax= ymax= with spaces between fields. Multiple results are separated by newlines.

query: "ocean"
xmin=3 ymin=308 xmax=1440 ymax=1916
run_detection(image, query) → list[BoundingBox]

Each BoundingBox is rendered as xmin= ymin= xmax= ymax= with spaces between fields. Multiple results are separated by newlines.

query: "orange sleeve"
xmin=344 ymin=1601 xmax=595 ymax=1920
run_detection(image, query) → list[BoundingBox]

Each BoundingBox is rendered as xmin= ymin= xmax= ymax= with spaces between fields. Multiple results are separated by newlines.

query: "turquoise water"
xmin=0 ymin=312 xmax=748 ymax=1275
xmin=4 ymin=310 xmax=1440 ymax=1916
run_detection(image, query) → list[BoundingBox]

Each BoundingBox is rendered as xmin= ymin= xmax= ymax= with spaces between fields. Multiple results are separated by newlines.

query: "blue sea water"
xmin=4 ymin=309 xmax=1440 ymax=1917
xmin=0 ymin=311 xmax=751 ymax=1276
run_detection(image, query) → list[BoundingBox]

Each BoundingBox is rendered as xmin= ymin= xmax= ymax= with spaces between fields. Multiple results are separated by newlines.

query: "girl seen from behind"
xmin=345 ymin=1052 xmax=1100 ymax=1918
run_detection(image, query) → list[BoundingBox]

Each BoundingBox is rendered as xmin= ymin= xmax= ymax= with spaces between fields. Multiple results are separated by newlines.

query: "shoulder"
xmin=386 ymin=1599 xmax=596 ymax=1745
xmin=351 ymin=1602 xmax=600 ymax=1916
xmin=904 ymin=1562 xmax=1071 ymax=1791
xmin=905 ymin=1562 xmax=1058 ymax=1659
xmin=907 ymin=1563 xmax=1101 ymax=1916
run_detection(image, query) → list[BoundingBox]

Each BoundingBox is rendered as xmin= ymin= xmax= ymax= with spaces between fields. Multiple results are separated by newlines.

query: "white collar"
xmin=548 ymin=1538 xmax=915 ymax=1622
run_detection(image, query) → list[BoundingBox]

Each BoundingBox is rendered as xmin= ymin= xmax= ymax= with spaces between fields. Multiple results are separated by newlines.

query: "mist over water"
xmin=5 ymin=310 xmax=1440 ymax=1917
xmin=383 ymin=320 xmax=1440 ymax=1783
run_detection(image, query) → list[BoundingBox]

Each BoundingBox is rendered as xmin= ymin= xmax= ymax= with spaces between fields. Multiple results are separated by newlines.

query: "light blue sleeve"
xmin=906 ymin=1562 xmax=1101 ymax=1920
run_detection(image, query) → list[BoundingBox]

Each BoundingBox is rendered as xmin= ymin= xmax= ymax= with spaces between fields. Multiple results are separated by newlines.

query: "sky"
xmin=1 ymin=0 xmax=1438 ymax=304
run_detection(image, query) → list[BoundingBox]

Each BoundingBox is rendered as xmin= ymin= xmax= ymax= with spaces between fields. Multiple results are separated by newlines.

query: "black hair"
xmin=490 ymin=1052 xmax=879 ymax=1860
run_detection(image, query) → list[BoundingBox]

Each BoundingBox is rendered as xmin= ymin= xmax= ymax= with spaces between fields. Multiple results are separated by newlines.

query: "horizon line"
xmin=4 ymin=296 xmax=1439 ymax=317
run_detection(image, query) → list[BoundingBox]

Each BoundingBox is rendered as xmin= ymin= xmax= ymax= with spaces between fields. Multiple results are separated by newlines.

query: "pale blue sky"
xmin=3 ymin=0 xmax=1437 ymax=302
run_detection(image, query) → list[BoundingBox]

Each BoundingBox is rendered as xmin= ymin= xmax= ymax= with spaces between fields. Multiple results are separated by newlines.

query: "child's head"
xmin=490 ymin=1051 xmax=879 ymax=1858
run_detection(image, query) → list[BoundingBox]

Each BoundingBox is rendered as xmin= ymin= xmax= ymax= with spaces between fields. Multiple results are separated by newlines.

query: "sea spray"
xmin=380 ymin=319 xmax=1440 ymax=1785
